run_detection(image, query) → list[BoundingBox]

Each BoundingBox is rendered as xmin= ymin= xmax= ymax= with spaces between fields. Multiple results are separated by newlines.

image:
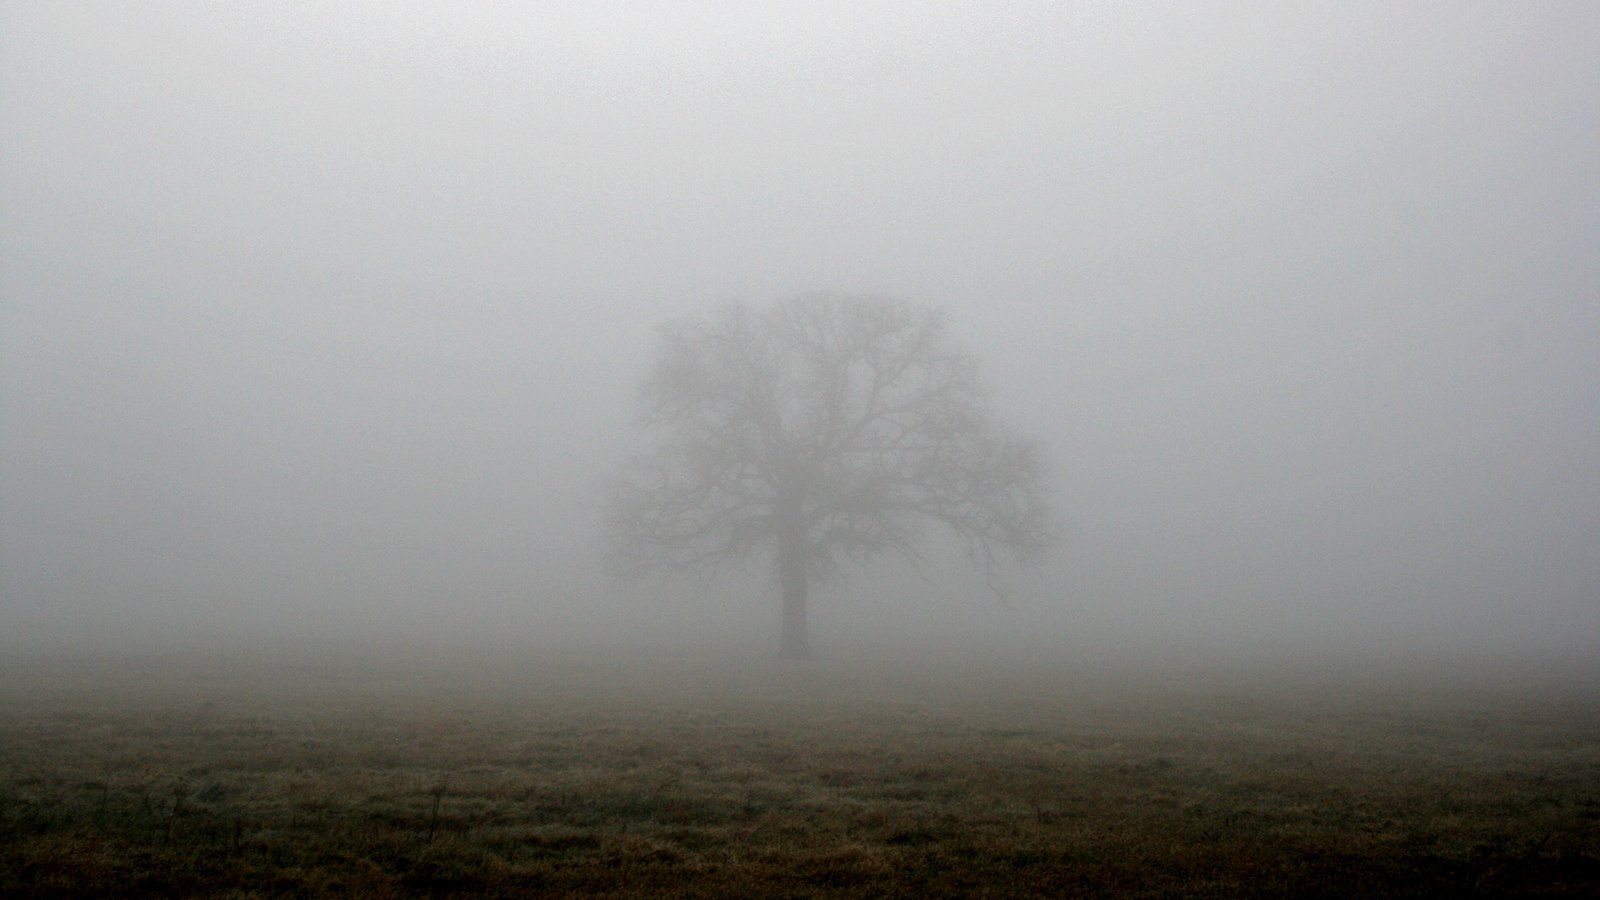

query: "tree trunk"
xmin=777 ymin=533 xmax=811 ymax=659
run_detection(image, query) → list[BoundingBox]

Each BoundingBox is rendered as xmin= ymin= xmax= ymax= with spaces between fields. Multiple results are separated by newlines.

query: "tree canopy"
xmin=606 ymin=293 xmax=1051 ymax=656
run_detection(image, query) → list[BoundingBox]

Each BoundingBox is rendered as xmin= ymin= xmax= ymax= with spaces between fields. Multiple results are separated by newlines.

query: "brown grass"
xmin=1 ymin=647 xmax=1596 ymax=896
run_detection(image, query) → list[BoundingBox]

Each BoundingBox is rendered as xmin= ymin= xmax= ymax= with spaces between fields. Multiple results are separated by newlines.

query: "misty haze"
xmin=3 ymin=3 xmax=1597 ymax=895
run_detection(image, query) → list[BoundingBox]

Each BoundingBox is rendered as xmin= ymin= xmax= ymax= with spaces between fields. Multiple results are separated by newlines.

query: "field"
xmin=2 ymin=644 xmax=1597 ymax=897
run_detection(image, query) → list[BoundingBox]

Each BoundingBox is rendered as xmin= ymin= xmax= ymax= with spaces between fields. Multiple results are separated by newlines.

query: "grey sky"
xmin=3 ymin=2 xmax=1597 ymax=656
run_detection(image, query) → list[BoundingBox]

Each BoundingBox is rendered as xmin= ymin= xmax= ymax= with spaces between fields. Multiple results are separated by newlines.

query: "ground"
xmin=2 ymin=644 xmax=1597 ymax=896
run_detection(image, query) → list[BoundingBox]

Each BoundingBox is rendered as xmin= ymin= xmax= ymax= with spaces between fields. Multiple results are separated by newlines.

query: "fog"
xmin=3 ymin=2 xmax=1597 ymax=664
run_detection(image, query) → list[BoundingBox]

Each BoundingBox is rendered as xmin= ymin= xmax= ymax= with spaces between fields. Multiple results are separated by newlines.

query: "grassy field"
xmin=1 ymin=644 xmax=1596 ymax=897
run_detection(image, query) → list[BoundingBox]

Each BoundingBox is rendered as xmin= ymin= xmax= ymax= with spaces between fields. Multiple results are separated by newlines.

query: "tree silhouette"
xmin=606 ymin=293 xmax=1051 ymax=658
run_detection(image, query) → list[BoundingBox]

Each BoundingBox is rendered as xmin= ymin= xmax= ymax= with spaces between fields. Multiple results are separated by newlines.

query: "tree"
xmin=605 ymin=293 xmax=1051 ymax=658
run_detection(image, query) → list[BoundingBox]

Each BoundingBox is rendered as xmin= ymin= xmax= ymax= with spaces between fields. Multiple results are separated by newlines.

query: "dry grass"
xmin=1 ymin=646 xmax=1596 ymax=896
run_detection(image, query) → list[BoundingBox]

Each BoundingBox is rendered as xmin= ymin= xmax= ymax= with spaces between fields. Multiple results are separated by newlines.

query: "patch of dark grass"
xmin=1 ymin=651 xmax=1597 ymax=897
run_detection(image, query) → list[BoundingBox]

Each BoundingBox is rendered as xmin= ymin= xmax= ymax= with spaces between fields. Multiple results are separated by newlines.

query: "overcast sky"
xmin=3 ymin=2 xmax=1597 ymax=658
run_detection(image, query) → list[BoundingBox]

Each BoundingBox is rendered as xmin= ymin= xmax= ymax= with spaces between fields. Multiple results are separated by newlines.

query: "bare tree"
xmin=605 ymin=293 xmax=1051 ymax=658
